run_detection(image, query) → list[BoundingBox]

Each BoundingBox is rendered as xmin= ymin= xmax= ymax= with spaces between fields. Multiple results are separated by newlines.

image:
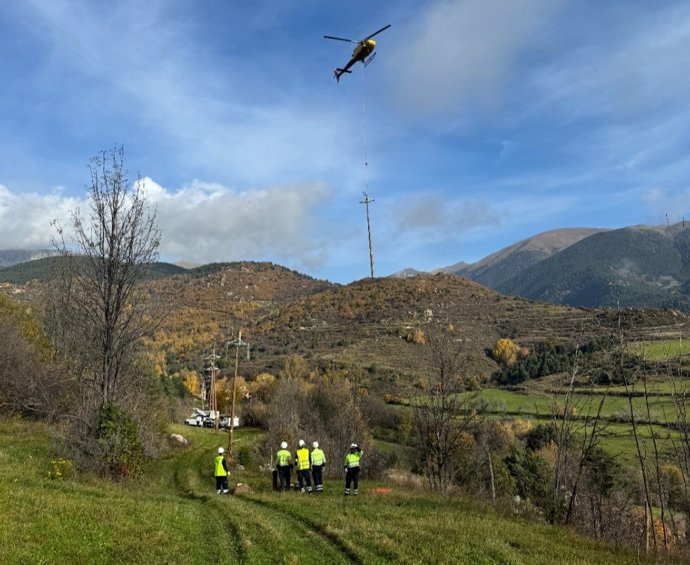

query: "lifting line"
xmin=360 ymin=65 xmax=369 ymax=190
xmin=359 ymin=65 xmax=375 ymax=278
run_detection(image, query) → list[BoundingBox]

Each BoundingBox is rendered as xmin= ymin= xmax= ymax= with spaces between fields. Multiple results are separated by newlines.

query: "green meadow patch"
xmin=632 ymin=339 xmax=690 ymax=361
xmin=0 ymin=419 xmax=684 ymax=564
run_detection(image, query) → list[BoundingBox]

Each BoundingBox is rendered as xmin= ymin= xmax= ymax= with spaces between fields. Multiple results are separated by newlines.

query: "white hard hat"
xmin=350 ymin=443 xmax=358 ymax=449
xmin=312 ymin=441 xmax=319 ymax=448
xmin=298 ymin=439 xmax=305 ymax=447
xmin=280 ymin=441 xmax=288 ymax=449
xmin=218 ymin=447 xmax=224 ymax=454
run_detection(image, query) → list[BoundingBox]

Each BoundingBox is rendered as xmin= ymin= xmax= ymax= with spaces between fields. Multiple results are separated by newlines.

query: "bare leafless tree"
xmin=51 ymin=146 xmax=160 ymax=426
xmin=414 ymin=325 xmax=480 ymax=490
xmin=618 ymin=317 xmax=656 ymax=553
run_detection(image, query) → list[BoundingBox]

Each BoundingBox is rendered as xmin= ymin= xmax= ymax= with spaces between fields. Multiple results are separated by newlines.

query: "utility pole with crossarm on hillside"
xmin=360 ymin=191 xmax=375 ymax=278
xmin=226 ymin=330 xmax=250 ymax=458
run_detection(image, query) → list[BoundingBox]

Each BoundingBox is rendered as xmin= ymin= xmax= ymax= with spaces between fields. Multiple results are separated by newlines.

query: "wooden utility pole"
xmin=360 ymin=191 xmax=375 ymax=278
xmin=226 ymin=330 xmax=249 ymax=458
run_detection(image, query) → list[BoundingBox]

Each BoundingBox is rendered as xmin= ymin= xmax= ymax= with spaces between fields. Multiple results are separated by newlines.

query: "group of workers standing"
xmin=213 ymin=441 xmax=363 ymax=496
xmin=276 ymin=440 xmax=363 ymax=495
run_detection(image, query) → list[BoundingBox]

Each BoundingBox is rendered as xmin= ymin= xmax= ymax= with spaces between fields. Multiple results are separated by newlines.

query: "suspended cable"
xmin=360 ymin=64 xmax=369 ymax=191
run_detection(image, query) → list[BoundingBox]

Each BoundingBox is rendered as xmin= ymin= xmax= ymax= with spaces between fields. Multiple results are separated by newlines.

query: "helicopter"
xmin=323 ymin=24 xmax=391 ymax=83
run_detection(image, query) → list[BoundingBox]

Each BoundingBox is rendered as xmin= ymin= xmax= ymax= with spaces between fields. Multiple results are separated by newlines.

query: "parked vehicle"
xmin=220 ymin=416 xmax=240 ymax=429
xmin=185 ymin=408 xmax=219 ymax=427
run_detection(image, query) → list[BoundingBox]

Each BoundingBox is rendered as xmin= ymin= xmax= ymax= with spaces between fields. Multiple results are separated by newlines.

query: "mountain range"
xmin=5 ymin=222 xmax=690 ymax=312
xmin=394 ymin=223 xmax=690 ymax=312
xmin=1 ymin=255 xmax=685 ymax=392
xmin=0 ymin=249 xmax=58 ymax=268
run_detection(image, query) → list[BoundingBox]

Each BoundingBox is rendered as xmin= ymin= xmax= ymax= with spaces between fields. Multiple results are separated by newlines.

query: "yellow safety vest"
xmin=214 ymin=455 xmax=227 ymax=477
xmin=311 ymin=448 xmax=326 ymax=466
xmin=345 ymin=451 xmax=362 ymax=468
xmin=296 ymin=448 xmax=310 ymax=470
xmin=276 ymin=449 xmax=291 ymax=466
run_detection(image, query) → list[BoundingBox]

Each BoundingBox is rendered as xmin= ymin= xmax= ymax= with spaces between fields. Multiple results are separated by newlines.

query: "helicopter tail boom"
xmin=334 ymin=68 xmax=352 ymax=83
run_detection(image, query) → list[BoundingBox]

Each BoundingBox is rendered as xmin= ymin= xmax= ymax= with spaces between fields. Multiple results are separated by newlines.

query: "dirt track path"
xmin=170 ymin=434 xmax=360 ymax=564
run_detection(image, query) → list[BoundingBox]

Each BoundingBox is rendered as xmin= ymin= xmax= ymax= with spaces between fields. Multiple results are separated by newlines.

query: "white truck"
xmin=185 ymin=408 xmax=218 ymax=427
xmin=220 ymin=416 xmax=240 ymax=429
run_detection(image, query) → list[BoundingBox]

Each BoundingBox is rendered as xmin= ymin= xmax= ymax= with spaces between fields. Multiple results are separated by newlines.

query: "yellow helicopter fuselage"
xmin=352 ymin=39 xmax=376 ymax=63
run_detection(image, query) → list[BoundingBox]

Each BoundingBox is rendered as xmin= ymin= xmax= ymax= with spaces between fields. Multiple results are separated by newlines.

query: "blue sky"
xmin=2 ymin=0 xmax=690 ymax=283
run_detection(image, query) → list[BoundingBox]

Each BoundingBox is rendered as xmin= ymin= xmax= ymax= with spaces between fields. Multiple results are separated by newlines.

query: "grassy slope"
xmin=0 ymin=420 xmax=681 ymax=565
xmin=464 ymin=387 xmax=684 ymax=421
xmin=633 ymin=339 xmax=690 ymax=361
xmin=448 ymin=386 xmax=687 ymax=465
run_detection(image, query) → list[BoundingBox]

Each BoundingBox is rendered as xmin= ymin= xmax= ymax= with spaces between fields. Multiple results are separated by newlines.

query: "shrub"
xmin=405 ymin=328 xmax=426 ymax=344
xmin=235 ymin=445 xmax=253 ymax=467
xmin=525 ymin=423 xmax=557 ymax=451
xmin=47 ymin=457 xmax=75 ymax=481
xmin=97 ymin=402 xmax=144 ymax=478
xmin=504 ymin=447 xmax=553 ymax=515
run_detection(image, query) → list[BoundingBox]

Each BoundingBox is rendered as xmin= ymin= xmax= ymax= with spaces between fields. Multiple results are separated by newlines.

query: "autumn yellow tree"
xmin=181 ymin=368 xmax=201 ymax=397
xmin=280 ymin=354 xmax=311 ymax=380
xmin=492 ymin=338 xmax=521 ymax=367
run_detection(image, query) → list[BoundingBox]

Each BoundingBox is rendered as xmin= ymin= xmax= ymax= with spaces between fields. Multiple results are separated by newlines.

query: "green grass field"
xmin=467 ymin=387 xmax=682 ymax=422
xmin=1 ymin=418 xmax=685 ymax=564
xmin=632 ymin=339 xmax=690 ymax=361
xmin=451 ymin=387 xmax=687 ymax=465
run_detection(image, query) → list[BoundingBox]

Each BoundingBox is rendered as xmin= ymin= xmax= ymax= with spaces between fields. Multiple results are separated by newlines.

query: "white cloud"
xmin=392 ymin=192 xmax=499 ymax=236
xmin=0 ymin=178 xmax=333 ymax=270
xmin=140 ymin=178 xmax=331 ymax=267
xmin=0 ymin=184 xmax=82 ymax=248
xmin=388 ymin=0 xmax=564 ymax=116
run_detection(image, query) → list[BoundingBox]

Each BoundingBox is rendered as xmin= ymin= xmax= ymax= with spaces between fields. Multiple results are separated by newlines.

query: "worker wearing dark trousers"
xmin=310 ymin=441 xmax=326 ymax=493
xmin=295 ymin=439 xmax=312 ymax=493
xmin=276 ymin=441 xmax=292 ymax=492
xmin=214 ymin=447 xmax=229 ymax=494
xmin=344 ymin=443 xmax=362 ymax=495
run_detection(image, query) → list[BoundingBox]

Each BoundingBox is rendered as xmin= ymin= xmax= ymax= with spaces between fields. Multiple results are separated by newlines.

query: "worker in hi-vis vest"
xmin=295 ymin=439 xmax=313 ymax=493
xmin=310 ymin=441 xmax=326 ymax=493
xmin=276 ymin=441 xmax=293 ymax=492
xmin=344 ymin=443 xmax=363 ymax=495
xmin=214 ymin=447 xmax=229 ymax=494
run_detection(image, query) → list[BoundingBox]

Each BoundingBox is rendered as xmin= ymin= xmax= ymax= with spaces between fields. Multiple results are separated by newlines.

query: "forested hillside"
xmin=497 ymin=226 xmax=690 ymax=310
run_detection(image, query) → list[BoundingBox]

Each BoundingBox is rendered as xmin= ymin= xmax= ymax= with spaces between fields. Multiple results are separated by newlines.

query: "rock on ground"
xmin=169 ymin=433 xmax=189 ymax=447
xmin=233 ymin=483 xmax=253 ymax=495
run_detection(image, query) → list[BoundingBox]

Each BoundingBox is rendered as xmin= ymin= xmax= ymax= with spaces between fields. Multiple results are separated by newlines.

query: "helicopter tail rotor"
xmin=334 ymin=68 xmax=352 ymax=83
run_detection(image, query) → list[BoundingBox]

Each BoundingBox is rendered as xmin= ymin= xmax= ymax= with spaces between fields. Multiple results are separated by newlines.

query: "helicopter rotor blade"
xmin=323 ymin=35 xmax=355 ymax=43
xmin=364 ymin=24 xmax=391 ymax=41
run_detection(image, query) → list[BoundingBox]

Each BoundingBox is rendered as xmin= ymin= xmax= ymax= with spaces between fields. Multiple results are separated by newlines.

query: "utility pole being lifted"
xmin=360 ymin=191 xmax=375 ymax=278
xmin=226 ymin=330 xmax=250 ymax=458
